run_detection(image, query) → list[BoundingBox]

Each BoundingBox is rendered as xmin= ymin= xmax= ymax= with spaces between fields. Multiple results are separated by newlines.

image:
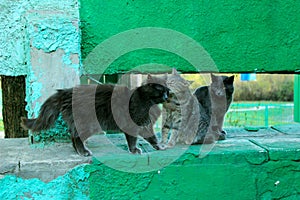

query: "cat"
xmin=193 ymin=74 xmax=234 ymax=144
xmin=161 ymin=68 xmax=199 ymax=147
xmin=21 ymin=75 xmax=169 ymax=156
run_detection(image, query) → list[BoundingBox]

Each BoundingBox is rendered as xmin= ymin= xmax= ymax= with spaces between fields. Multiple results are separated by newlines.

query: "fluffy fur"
xmin=161 ymin=69 xmax=199 ymax=147
xmin=193 ymin=74 xmax=234 ymax=144
xmin=21 ymin=75 xmax=169 ymax=156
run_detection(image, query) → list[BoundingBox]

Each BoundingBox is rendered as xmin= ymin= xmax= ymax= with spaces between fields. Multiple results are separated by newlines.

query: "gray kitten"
xmin=161 ymin=69 xmax=199 ymax=147
xmin=21 ymin=75 xmax=169 ymax=156
xmin=193 ymin=74 xmax=234 ymax=144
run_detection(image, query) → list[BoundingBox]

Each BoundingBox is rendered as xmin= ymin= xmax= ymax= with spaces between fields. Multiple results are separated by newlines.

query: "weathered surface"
xmin=0 ymin=126 xmax=300 ymax=199
xmin=0 ymin=0 xmax=81 ymax=141
xmin=1 ymin=76 xmax=28 ymax=138
xmin=25 ymin=0 xmax=81 ymax=118
xmin=0 ymin=138 xmax=91 ymax=182
xmin=0 ymin=0 xmax=81 ymax=76
xmin=0 ymin=1 xmax=27 ymax=76
xmin=80 ymin=0 xmax=300 ymax=74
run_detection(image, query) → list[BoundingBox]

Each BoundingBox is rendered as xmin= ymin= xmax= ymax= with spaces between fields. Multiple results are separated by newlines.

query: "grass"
xmin=225 ymin=101 xmax=294 ymax=128
xmin=155 ymin=101 xmax=295 ymax=131
xmin=0 ymin=101 xmax=295 ymax=133
xmin=0 ymin=119 xmax=3 ymax=131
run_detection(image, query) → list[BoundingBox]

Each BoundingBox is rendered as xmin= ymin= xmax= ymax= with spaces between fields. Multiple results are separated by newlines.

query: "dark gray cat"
xmin=21 ymin=75 xmax=169 ymax=156
xmin=193 ymin=74 xmax=234 ymax=144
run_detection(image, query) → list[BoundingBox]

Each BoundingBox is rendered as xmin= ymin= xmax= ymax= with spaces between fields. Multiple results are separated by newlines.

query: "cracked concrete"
xmin=0 ymin=138 xmax=91 ymax=182
xmin=1 ymin=125 xmax=300 ymax=183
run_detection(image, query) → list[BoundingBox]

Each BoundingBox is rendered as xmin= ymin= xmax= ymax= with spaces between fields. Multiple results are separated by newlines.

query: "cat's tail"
xmin=21 ymin=90 xmax=66 ymax=132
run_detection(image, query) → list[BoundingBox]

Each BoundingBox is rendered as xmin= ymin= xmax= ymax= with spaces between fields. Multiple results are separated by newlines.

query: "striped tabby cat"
xmin=161 ymin=69 xmax=199 ymax=147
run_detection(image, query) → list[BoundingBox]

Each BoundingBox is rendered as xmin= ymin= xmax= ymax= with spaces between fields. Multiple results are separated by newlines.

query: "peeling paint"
xmin=0 ymin=0 xmax=81 ymax=76
xmin=28 ymin=17 xmax=80 ymax=54
xmin=1 ymin=135 xmax=300 ymax=199
xmin=0 ymin=165 xmax=90 ymax=199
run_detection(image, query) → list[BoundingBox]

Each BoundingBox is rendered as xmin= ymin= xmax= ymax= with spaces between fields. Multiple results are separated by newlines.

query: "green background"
xmin=80 ymin=0 xmax=300 ymax=74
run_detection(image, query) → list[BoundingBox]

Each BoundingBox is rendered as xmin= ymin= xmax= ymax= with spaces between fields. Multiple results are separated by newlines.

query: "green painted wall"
xmin=1 ymin=142 xmax=300 ymax=199
xmin=1 ymin=1 xmax=300 ymax=199
xmin=80 ymin=0 xmax=300 ymax=74
xmin=295 ymin=75 xmax=300 ymax=122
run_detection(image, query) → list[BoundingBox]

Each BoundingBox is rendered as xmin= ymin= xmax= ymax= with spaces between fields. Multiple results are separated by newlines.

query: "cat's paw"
xmin=78 ymin=147 xmax=93 ymax=157
xmin=130 ymin=147 xmax=142 ymax=154
xmin=72 ymin=137 xmax=93 ymax=157
xmin=218 ymin=130 xmax=227 ymax=140
xmin=155 ymin=143 xmax=167 ymax=150
xmin=202 ymin=134 xmax=216 ymax=144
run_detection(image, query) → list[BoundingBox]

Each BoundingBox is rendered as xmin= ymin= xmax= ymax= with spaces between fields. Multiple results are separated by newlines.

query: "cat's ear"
xmin=210 ymin=74 xmax=218 ymax=82
xmin=172 ymin=68 xmax=179 ymax=75
xmin=164 ymin=73 xmax=168 ymax=80
xmin=226 ymin=75 xmax=235 ymax=84
xmin=147 ymin=74 xmax=153 ymax=81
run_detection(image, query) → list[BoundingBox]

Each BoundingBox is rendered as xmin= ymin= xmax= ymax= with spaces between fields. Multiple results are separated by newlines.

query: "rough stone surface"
xmin=0 ymin=126 xmax=300 ymax=199
xmin=0 ymin=0 xmax=81 ymax=76
xmin=80 ymin=0 xmax=300 ymax=74
xmin=0 ymin=138 xmax=91 ymax=182
xmin=25 ymin=1 xmax=81 ymax=118
xmin=0 ymin=0 xmax=82 ymax=142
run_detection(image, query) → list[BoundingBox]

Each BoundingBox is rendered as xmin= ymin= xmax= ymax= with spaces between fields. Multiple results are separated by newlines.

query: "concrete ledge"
xmin=1 ymin=125 xmax=300 ymax=199
xmin=0 ymin=138 xmax=91 ymax=182
xmin=0 ymin=126 xmax=299 ymax=179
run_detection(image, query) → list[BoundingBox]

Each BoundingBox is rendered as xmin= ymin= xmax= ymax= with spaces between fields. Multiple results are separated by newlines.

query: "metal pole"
xmin=294 ymin=75 xmax=300 ymax=122
xmin=265 ymin=105 xmax=269 ymax=127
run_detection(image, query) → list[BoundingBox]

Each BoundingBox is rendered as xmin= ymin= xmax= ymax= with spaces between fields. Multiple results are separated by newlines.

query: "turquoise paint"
xmin=25 ymin=72 xmax=43 ymax=117
xmin=0 ymin=165 xmax=89 ymax=199
xmin=28 ymin=17 xmax=80 ymax=54
xmin=0 ymin=1 xmax=27 ymax=76
xmin=63 ymin=53 xmax=73 ymax=65
xmin=1 ymin=0 xmax=81 ymax=76
xmin=1 ymin=1 xmax=300 ymax=198
xmin=1 ymin=136 xmax=300 ymax=199
xmin=23 ymin=2 xmax=82 ymax=142
xmin=35 ymin=115 xmax=70 ymax=143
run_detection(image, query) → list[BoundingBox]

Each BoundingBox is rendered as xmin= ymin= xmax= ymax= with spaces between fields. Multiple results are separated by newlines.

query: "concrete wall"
xmin=0 ymin=0 xmax=81 ymax=118
xmin=1 ymin=135 xmax=300 ymax=199
xmin=80 ymin=0 xmax=300 ymax=74
xmin=1 ymin=1 xmax=300 ymax=199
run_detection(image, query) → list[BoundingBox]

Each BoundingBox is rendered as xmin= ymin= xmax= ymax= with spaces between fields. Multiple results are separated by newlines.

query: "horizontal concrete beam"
xmin=1 ymin=125 xmax=300 ymax=199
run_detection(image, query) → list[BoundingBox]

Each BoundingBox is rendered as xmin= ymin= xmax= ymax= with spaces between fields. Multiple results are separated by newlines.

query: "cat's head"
xmin=210 ymin=74 xmax=234 ymax=97
xmin=166 ymin=68 xmax=192 ymax=93
xmin=139 ymin=74 xmax=169 ymax=104
xmin=145 ymin=73 xmax=167 ymax=87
